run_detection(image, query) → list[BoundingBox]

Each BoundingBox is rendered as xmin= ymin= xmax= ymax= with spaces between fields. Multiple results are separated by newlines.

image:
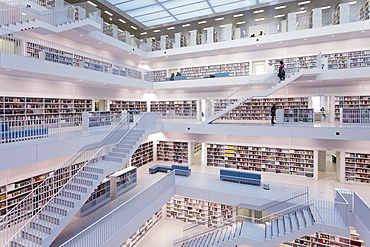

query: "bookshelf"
xmin=103 ymin=22 xmax=117 ymax=38
xmin=80 ymin=167 xmax=137 ymax=216
xmin=322 ymin=52 xmax=348 ymax=70
xmin=166 ymin=196 xmax=235 ymax=227
xmin=214 ymin=97 xmax=309 ymax=121
xmin=360 ymin=0 xmax=370 ymax=21
xmin=349 ymin=50 xmax=370 ymax=68
xmin=125 ymin=68 xmax=142 ymax=80
xmin=180 ymin=33 xmax=187 ymax=47
xmin=0 ymin=96 xmax=92 ymax=122
xmin=195 ymin=30 xmax=201 ymax=45
xmin=207 ymin=143 xmax=314 ymax=178
xmin=279 ymin=229 xmax=365 ymax=247
xmin=157 ymin=141 xmax=189 ymax=164
xmin=345 ymin=152 xmax=370 ymax=184
xmin=194 ymin=142 xmax=202 ymax=154
xmin=340 ymin=108 xmax=370 ymax=125
xmin=109 ymin=100 xmax=147 ymax=113
xmin=82 ymin=111 xmax=112 ymax=129
xmin=121 ymin=209 xmax=162 ymax=247
xmin=282 ymin=108 xmax=314 ymax=123
xmin=151 ymin=39 xmax=161 ymax=51
xmin=131 ymin=141 xmax=153 ymax=168
xmin=150 ymin=100 xmax=197 ymax=119
xmin=165 ymin=36 xmax=173 ymax=49
xmin=333 ymin=5 xmax=341 ymax=25
xmin=144 ymin=70 xmax=167 ymax=82
xmin=334 ymin=96 xmax=370 ymax=121
xmin=268 ymin=56 xmax=317 ymax=73
xmin=179 ymin=62 xmax=250 ymax=79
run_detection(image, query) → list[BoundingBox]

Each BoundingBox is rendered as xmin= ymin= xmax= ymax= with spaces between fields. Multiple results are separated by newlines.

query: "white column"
xmin=147 ymin=38 xmax=153 ymax=51
xmin=235 ymin=27 xmax=241 ymax=39
xmin=287 ymin=12 xmax=297 ymax=32
xmin=189 ymin=30 xmax=198 ymax=46
xmin=153 ymin=140 xmax=158 ymax=161
xmin=339 ymin=3 xmax=350 ymax=24
xmin=224 ymin=24 xmax=233 ymax=41
xmin=197 ymin=100 xmax=202 ymax=121
xmin=205 ymin=27 xmax=215 ymax=44
xmin=313 ymin=149 xmax=319 ymax=180
xmin=160 ymin=35 xmax=166 ymax=50
xmin=112 ymin=24 xmax=118 ymax=39
xmin=312 ymin=8 xmax=322 ymax=28
xmin=281 ymin=20 xmax=287 ymax=33
xmin=188 ymin=142 xmax=194 ymax=165
xmin=201 ymin=143 xmax=207 ymax=167
xmin=174 ymin=33 xmax=181 ymax=48
xmin=337 ymin=151 xmax=345 ymax=182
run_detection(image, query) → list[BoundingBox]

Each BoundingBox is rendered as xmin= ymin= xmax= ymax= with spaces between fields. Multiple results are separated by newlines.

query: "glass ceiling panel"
xmin=168 ymin=2 xmax=209 ymax=15
xmin=213 ymin=1 xmax=256 ymax=13
xmin=125 ymin=5 xmax=165 ymax=17
xmin=208 ymin=0 xmax=244 ymax=7
xmin=135 ymin=11 xmax=170 ymax=22
xmin=259 ymin=0 xmax=273 ymax=3
xmin=162 ymin=0 xmax=205 ymax=9
xmin=142 ymin=16 xmax=177 ymax=26
xmin=176 ymin=8 xmax=213 ymax=20
xmin=114 ymin=0 xmax=157 ymax=11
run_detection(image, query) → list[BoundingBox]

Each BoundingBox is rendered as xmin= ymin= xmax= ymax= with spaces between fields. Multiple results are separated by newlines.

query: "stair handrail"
xmin=4 ymin=112 xmax=159 ymax=246
xmin=4 ymin=113 xmax=159 ymax=246
xmin=0 ymin=114 xmax=131 ymax=245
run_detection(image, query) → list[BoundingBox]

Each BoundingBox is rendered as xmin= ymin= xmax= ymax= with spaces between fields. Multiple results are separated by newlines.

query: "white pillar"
xmin=235 ymin=27 xmax=241 ymax=39
xmin=205 ymin=27 xmax=215 ymax=44
xmin=189 ymin=30 xmax=198 ymax=46
xmin=339 ymin=3 xmax=350 ymax=24
xmin=174 ymin=33 xmax=181 ymax=48
xmin=188 ymin=142 xmax=194 ymax=165
xmin=160 ymin=35 xmax=166 ymax=50
xmin=224 ymin=24 xmax=233 ymax=41
xmin=202 ymin=143 xmax=207 ymax=167
xmin=287 ymin=12 xmax=297 ymax=32
xmin=313 ymin=149 xmax=319 ymax=180
xmin=312 ymin=8 xmax=322 ymax=28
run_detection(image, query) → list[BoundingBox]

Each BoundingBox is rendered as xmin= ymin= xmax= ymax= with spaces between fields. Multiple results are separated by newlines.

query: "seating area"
xmin=204 ymin=72 xmax=230 ymax=78
xmin=149 ymin=164 xmax=191 ymax=176
xmin=1 ymin=123 xmax=48 ymax=142
xmin=220 ymin=169 xmax=261 ymax=186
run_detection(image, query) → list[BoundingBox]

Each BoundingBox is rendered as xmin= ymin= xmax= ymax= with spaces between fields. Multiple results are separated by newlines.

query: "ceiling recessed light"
xmin=79 ymin=79 xmax=83 ymax=81
xmin=21 ymin=13 xmax=26 ymax=15
xmin=331 ymin=34 xmax=335 ymax=37
xmin=215 ymin=17 xmax=224 ymax=21
xmin=349 ymin=1 xmax=357 ymax=4
xmin=131 ymin=26 xmax=137 ymax=30
xmin=153 ymin=29 xmax=160 ymax=33
xmin=118 ymin=19 xmax=126 ymax=23
xmin=129 ymin=53 xmax=131 ymax=55
xmin=234 ymin=14 xmax=243 ymax=17
xmin=236 ymin=21 xmax=246 ymax=25
xmin=275 ymin=14 xmax=285 ymax=18
xmin=361 ymin=30 xmax=366 ymax=33
xmin=304 ymin=38 xmax=308 ymax=40
xmin=5 ymin=69 xmax=11 ymax=71
xmin=296 ymin=10 xmax=307 ymax=14
xmin=275 ymin=5 xmax=286 ymax=9
xmin=198 ymin=21 xmax=207 ymax=24
xmin=255 ymin=18 xmax=265 ymax=21
xmin=80 ymin=34 xmax=83 ymax=37
xmin=167 ymin=27 xmax=175 ymax=30
xmin=87 ymin=1 xmax=97 ymax=7
xmin=322 ymin=6 xmax=331 ymax=9
xmin=298 ymin=1 xmax=310 ymax=5
xmin=130 ymin=34 xmax=134 ymax=37
xmin=219 ymin=25 xmax=226 ymax=27
xmin=104 ymin=11 xmax=113 ymax=16
xmin=140 ymin=32 xmax=147 ymax=35
xmin=253 ymin=10 xmax=264 ymax=14
xmin=256 ymin=44 xmax=260 ymax=46
xmin=279 ymin=41 xmax=283 ymax=43
xmin=182 ymin=24 xmax=190 ymax=27
xmin=99 ymin=42 xmax=102 ymax=44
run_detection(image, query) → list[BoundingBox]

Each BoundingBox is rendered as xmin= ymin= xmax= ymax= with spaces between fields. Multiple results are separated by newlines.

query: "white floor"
xmin=53 ymin=150 xmax=370 ymax=247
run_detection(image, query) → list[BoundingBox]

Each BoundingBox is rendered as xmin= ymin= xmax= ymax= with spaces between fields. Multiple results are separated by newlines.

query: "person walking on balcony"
xmin=278 ymin=60 xmax=285 ymax=82
xmin=271 ymin=104 xmax=277 ymax=124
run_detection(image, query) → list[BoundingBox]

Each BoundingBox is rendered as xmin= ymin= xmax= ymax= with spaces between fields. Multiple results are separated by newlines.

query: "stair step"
xmin=11 ymin=237 xmax=42 ymax=247
xmin=108 ymin=152 xmax=127 ymax=158
xmin=22 ymin=227 xmax=49 ymax=244
xmin=54 ymin=195 xmax=79 ymax=208
xmin=296 ymin=210 xmax=307 ymax=229
xmin=65 ymin=183 xmax=89 ymax=193
xmin=45 ymin=203 xmax=70 ymax=217
xmin=39 ymin=210 xmax=64 ymax=225
xmin=265 ymin=222 xmax=272 ymax=240
xmin=289 ymin=212 xmax=299 ymax=231
xmin=73 ymin=177 xmax=95 ymax=187
xmin=278 ymin=217 xmax=285 ymax=236
xmin=104 ymin=156 xmax=123 ymax=163
xmin=272 ymin=219 xmax=278 ymax=238
xmin=117 ymin=144 xmax=133 ymax=149
xmin=119 ymin=140 xmax=137 ymax=145
xmin=302 ymin=207 xmax=315 ymax=226
xmin=60 ymin=189 xmax=83 ymax=200
xmin=76 ymin=171 xmax=99 ymax=180
xmin=112 ymin=147 xmax=130 ymax=153
xmin=284 ymin=215 xmax=292 ymax=233
xmin=30 ymin=219 xmax=58 ymax=235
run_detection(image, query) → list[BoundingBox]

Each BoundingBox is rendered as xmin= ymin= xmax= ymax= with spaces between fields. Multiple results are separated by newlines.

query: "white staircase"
xmin=206 ymin=69 xmax=321 ymax=124
xmin=3 ymin=114 xmax=158 ymax=247
xmin=176 ymin=207 xmax=321 ymax=247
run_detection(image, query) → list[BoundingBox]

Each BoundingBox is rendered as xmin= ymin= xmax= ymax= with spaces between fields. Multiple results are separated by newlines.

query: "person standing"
xmin=271 ymin=103 xmax=277 ymax=124
xmin=170 ymin=73 xmax=175 ymax=81
xmin=278 ymin=60 xmax=285 ymax=82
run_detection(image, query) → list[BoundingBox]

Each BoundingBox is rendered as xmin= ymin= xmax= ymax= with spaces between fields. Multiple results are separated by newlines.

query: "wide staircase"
xmin=175 ymin=202 xmax=348 ymax=247
xmin=0 ymin=113 xmax=158 ymax=247
xmin=206 ymin=68 xmax=321 ymax=124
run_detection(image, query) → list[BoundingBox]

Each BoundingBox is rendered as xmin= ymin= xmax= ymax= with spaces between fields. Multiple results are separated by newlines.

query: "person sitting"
xmin=176 ymin=72 xmax=181 ymax=76
xmin=250 ymin=34 xmax=256 ymax=37
xmin=258 ymin=31 xmax=264 ymax=36
xmin=170 ymin=73 xmax=175 ymax=81
xmin=320 ymin=107 xmax=327 ymax=119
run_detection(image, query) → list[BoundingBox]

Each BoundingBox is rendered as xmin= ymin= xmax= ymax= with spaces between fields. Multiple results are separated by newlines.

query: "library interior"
xmin=1 ymin=0 xmax=370 ymax=246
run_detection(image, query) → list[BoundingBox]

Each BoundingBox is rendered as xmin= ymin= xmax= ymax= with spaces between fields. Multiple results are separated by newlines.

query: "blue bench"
xmin=149 ymin=164 xmax=191 ymax=176
xmin=1 ymin=123 xmax=48 ymax=141
xmin=215 ymin=73 xmax=229 ymax=78
xmin=174 ymin=76 xmax=187 ymax=80
xmin=220 ymin=169 xmax=261 ymax=186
